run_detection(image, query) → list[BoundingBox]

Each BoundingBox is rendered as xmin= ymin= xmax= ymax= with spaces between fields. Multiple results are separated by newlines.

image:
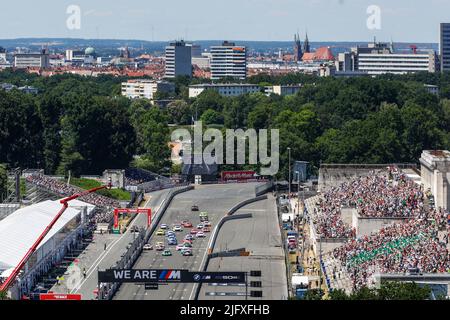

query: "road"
xmin=199 ymin=195 xmax=288 ymax=300
xmin=114 ymin=183 xmax=261 ymax=300
xmin=50 ymin=188 xmax=171 ymax=300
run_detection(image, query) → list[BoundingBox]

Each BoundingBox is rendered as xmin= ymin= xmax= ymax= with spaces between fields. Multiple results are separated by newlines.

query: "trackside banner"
xmin=98 ymin=269 xmax=246 ymax=284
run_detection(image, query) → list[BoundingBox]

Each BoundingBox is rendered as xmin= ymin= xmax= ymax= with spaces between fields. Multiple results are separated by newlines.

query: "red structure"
xmin=0 ymin=183 xmax=111 ymax=294
xmin=113 ymin=208 xmax=152 ymax=230
xmin=40 ymin=293 xmax=82 ymax=300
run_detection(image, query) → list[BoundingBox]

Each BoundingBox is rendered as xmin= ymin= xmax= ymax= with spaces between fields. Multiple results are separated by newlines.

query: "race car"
xmin=156 ymin=229 xmax=165 ymax=236
xmin=162 ymin=249 xmax=172 ymax=256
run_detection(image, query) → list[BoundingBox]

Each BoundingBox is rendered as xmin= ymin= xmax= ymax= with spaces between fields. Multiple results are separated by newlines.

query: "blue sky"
xmin=0 ymin=0 xmax=448 ymax=42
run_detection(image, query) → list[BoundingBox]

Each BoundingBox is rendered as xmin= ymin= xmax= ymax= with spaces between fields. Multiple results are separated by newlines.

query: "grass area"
xmin=70 ymin=178 xmax=131 ymax=201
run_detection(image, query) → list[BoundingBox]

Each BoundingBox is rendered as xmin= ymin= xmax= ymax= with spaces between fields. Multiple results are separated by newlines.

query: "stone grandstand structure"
xmin=306 ymin=161 xmax=450 ymax=295
xmin=318 ymin=163 xmax=418 ymax=192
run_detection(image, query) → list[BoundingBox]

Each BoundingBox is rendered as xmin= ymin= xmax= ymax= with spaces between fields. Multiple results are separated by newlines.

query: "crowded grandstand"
xmin=307 ymin=166 xmax=450 ymax=290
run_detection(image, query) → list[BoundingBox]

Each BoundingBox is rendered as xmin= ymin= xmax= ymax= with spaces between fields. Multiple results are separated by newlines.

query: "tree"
xmin=0 ymin=90 xmax=44 ymax=169
xmin=302 ymin=289 xmax=324 ymax=300
xmin=58 ymin=96 xmax=135 ymax=176
xmin=200 ymin=109 xmax=224 ymax=125
xmin=328 ymin=289 xmax=351 ymax=300
xmin=0 ymin=164 xmax=7 ymax=202
xmin=377 ymin=282 xmax=431 ymax=300
xmin=133 ymin=107 xmax=171 ymax=173
xmin=167 ymin=100 xmax=192 ymax=125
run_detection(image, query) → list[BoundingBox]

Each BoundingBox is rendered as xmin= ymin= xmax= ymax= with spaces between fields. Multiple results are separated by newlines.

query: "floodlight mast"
xmin=0 ymin=182 xmax=112 ymax=294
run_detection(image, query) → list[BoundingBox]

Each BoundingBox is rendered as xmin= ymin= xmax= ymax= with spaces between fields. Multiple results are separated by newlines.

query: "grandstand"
xmin=125 ymin=167 xmax=174 ymax=192
xmin=306 ymin=165 xmax=450 ymax=292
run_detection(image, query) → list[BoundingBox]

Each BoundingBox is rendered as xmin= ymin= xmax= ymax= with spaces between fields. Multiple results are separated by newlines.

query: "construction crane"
xmin=0 ymin=181 xmax=112 ymax=295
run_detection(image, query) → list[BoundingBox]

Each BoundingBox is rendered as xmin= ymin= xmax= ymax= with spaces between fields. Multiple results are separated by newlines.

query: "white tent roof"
xmin=0 ymin=200 xmax=90 ymax=271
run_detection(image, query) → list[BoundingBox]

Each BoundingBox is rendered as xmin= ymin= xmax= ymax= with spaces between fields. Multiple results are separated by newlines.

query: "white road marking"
xmin=71 ymin=197 xmax=163 ymax=294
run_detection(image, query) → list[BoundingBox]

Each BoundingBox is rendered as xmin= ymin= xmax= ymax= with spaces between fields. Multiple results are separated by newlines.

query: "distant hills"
xmin=0 ymin=38 xmax=439 ymax=56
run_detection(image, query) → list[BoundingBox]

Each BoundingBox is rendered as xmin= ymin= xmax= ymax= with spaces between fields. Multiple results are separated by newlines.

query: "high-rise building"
xmin=189 ymin=44 xmax=202 ymax=58
xmin=210 ymin=41 xmax=247 ymax=80
xmin=165 ymin=40 xmax=192 ymax=78
xmin=294 ymin=33 xmax=303 ymax=62
xmin=336 ymin=41 xmax=437 ymax=75
xmin=440 ymin=23 xmax=450 ymax=72
xmin=14 ymin=49 xmax=49 ymax=69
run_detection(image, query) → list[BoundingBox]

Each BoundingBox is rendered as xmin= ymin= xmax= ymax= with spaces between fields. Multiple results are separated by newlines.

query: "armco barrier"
xmin=144 ymin=185 xmax=194 ymax=243
xmin=255 ymin=181 xmax=274 ymax=196
xmin=227 ymin=195 xmax=268 ymax=216
xmin=193 ymin=195 xmax=268 ymax=300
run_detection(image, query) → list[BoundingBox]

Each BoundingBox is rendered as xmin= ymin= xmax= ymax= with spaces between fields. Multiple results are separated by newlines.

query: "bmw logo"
xmin=193 ymin=274 xmax=201 ymax=282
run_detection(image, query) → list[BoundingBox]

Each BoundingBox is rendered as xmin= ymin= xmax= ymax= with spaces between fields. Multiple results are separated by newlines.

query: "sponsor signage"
xmin=39 ymin=293 xmax=82 ymax=300
xmin=144 ymin=283 xmax=159 ymax=290
xmin=98 ymin=269 xmax=246 ymax=284
xmin=221 ymin=171 xmax=256 ymax=181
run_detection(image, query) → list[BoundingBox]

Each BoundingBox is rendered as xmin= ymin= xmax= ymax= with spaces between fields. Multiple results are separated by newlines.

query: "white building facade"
xmin=210 ymin=41 xmax=247 ymax=80
xmin=189 ymin=83 xmax=260 ymax=98
xmin=121 ymin=80 xmax=175 ymax=100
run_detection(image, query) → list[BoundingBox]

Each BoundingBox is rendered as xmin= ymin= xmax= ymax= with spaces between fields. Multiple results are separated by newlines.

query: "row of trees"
xmin=302 ymin=282 xmax=435 ymax=300
xmin=0 ymin=70 xmax=449 ymax=179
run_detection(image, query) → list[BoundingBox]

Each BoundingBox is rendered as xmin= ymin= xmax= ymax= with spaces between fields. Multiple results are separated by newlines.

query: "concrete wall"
xmin=102 ymin=170 xmax=125 ymax=189
xmin=308 ymin=222 xmax=348 ymax=255
xmin=420 ymin=150 xmax=450 ymax=211
xmin=354 ymin=211 xmax=412 ymax=238
xmin=318 ymin=164 xmax=417 ymax=193
xmin=319 ymin=165 xmax=382 ymax=192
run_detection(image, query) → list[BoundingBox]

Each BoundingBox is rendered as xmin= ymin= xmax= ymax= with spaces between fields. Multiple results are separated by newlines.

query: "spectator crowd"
xmin=312 ymin=167 xmax=426 ymax=238
xmin=332 ymin=214 xmax=450 ymax=289
xmin=26 ymin=174 xmax=119 ymax=216
xmin=308 ymin=166 xmax=450 ymax=289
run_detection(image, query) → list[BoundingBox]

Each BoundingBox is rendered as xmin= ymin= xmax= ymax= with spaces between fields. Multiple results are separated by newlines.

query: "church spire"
xmin=303 ymin=31 xmax=310 ymax=53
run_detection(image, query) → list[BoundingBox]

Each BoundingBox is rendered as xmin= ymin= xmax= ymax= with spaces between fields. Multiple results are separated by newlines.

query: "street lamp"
xmin=287 ymin=147 xmax=291 ymax=200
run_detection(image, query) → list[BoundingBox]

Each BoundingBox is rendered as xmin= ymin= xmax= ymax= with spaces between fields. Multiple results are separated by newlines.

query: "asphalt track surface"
xmin=114 ymin=183 xmax=261 ymax=300
xmin=199 ymin=195 xmax=288 ymax=300
xmin=51 ymin=189 xmax=171 ymax=300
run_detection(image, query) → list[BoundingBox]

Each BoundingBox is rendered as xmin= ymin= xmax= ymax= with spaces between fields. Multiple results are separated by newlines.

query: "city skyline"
xmin=0 ymin=0 xmax=448 ymax=43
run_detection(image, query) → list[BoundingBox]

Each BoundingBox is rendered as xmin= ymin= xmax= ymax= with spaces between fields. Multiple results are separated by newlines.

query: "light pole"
xmin=287 ymin=147 xmax=291 ymax=200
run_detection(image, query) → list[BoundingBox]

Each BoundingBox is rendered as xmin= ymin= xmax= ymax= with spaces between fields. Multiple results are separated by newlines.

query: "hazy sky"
xmin=0 ymin=0 xmax=448 ymax=42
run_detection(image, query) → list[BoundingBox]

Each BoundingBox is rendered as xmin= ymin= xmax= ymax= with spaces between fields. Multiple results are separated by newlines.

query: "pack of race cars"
xmin=143 ymin=207 xmax=211 ymax=258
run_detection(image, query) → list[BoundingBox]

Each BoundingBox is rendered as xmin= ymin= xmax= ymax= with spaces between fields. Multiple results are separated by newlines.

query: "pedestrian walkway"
xmin=50 ymin=232 xmax=117 ymax=295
